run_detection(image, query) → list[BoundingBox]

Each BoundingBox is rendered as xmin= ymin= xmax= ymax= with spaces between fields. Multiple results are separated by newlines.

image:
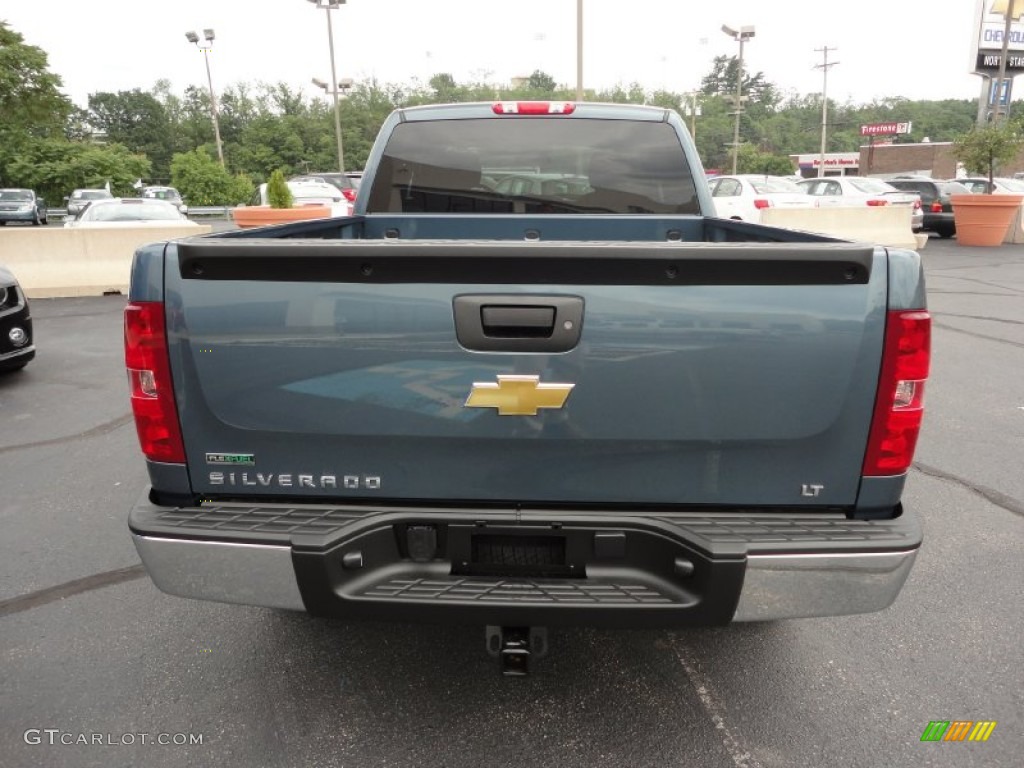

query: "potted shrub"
xmin=232 ymin=169 xmax=332 ymax=228
xmin=949 ymin=123 xmax=1024 ymax=246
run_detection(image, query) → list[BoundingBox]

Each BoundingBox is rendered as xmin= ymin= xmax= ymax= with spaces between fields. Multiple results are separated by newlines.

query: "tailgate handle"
xmin=454 ymin=295 xmax=584 ymax=353
xmin=481 ymin=306 xmax=555 ymax=337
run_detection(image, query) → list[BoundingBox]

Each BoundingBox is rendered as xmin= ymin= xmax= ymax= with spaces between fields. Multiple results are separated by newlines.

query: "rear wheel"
xmin=937 ymin=228 xmax=955 ymax=238
xmin=32 ymin=211 xmax=41 ymax=226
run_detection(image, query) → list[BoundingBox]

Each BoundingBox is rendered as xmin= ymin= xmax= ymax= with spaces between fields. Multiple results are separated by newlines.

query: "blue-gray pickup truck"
xmin=126 ymin=101 xmax=930 ymax=672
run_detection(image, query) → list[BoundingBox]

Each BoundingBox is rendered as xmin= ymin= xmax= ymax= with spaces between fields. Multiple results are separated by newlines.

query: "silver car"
xmin=797 ymin=177 xmax=924 ymax=231
xmin=64 ymin=189 xmax=113 ymax=219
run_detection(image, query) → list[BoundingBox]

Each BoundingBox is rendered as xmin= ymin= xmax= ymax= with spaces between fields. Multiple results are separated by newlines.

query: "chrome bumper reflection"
xmin=131 ymin=534 xmax=305 ymax=611
xmin=732 ymin=549 xmax=918 ymax=622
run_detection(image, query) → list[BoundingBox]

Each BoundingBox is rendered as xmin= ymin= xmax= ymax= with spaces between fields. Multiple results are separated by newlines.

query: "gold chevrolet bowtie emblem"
xmin=465 ymin=375 xmax=575 ymax=416
xmin=991 ymin=0 xmax=1024 ymax=21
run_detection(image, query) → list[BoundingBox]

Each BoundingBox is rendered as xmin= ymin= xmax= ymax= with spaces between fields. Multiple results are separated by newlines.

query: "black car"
xmin=0 ymin=265 xmax=34 ymax=372
xmin=886 ymin=177 xmax=970 ymax=238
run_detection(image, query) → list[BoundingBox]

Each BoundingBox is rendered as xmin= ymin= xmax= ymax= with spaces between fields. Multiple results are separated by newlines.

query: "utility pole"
xmin=576 ymin=0 xmax=584 ymax=101
xmin=814 ymin=46 xmax=839 ymax=178
xmin=994 ymin=0 xmax=1017 ymax=123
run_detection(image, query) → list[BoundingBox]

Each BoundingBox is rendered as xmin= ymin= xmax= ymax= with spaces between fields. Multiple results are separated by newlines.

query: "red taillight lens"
xmin=753 ymin=198 xmax=772 ymax=209
xmin=931 ymin=201 xmax=943 ymax=212
xmin=862 ymin=310 xmax=931 ymax=476
xmin=125 ymin=301 xmax=185 ymax=463
xmin=342 ymin=188 xmax=357 ymax=203
xmin=492 ymin=101 xmax=576 ymax=115
xmin=913 ymin=200 xmax=922 ymax=210
xmin=866 ymin=199 xmax=889 ymax=206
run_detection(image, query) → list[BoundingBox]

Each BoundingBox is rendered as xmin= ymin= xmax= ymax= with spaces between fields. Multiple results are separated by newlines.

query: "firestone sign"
xmin=860 ymin=122 xmax=913 ymax=136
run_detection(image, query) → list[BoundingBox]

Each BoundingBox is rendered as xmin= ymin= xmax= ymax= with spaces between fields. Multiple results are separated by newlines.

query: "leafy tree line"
xmin=0 ymin=21 xmax=986 ymax=206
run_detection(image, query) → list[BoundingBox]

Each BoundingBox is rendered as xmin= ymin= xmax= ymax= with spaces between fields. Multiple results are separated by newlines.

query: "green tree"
xmin=700 ymin=55 xmax=780 ymax=108
xmin=4 ymin=139 xmax=150 ymax=203
xmin=734 ymin=144 xmax=796 ymax=175
xmin=170 ymin=149 xmax=249 ymax=205
xmin=265 ymin=169 xmax=293 ymax=208
xmin=527 ymin=70 xmax=556 ymax=92
xmin=0 ymin=22 xmax=75 ymax=186
xmin=88 ymin=89 xmax=174 ymax=180
xmin=952 ymin=123 xmax=1024 ymax=186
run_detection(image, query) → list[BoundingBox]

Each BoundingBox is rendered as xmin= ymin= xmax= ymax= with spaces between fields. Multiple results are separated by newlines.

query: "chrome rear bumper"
xmin=130 ymin=497 xmax=920 ymax=623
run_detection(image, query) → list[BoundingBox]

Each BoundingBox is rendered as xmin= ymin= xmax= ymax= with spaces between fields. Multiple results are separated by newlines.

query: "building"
xmin=791 ymin=152 xmax=860 ymax=177
xmin=858 ymin=141 xmax=1024 ymax=179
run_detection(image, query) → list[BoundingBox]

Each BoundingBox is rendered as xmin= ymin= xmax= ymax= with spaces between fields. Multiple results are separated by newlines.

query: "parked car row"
xmin=884 ymin=176 xmax=971 ymax=238
xmin=704 ymin=173 xmax=1022 ymax=239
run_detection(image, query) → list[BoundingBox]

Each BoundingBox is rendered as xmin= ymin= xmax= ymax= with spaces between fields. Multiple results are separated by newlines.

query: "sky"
xmin=0 ymin=0 xmax=993 ymax=110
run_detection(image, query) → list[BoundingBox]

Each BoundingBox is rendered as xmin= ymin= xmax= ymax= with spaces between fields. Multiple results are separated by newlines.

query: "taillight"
xmin=913 ymin=200 xmax=922 ymax=210
xmin=492 ymin=101 xmax=576 ymax=115
xmin=866 ymin=199 xmax=889 ymax=206
xmin=862 ymin=310 xmax=931 ymax=476
xmin=342 ymin=188 xmax=357 ymax=203
xmin=125 ymin=301 xmax=185 ymax=463
xmin=753 ymin=199 xmax=772 ymax=210
xmin=931 ymin=201 xmax=942 ymax=212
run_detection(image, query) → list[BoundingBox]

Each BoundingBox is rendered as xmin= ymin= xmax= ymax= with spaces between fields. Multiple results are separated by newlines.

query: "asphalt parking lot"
xmin=1 ymin=237 xmax=1021 ymax=768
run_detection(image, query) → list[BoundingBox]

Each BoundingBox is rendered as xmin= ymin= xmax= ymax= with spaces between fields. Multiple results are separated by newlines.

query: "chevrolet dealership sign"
xmin=973 ymin=0 xmax=1024 ymax=73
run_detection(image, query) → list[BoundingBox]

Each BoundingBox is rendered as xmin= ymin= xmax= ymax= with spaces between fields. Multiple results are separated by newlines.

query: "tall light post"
xmin=721 ymin=24 xmax=755 ymax=175
xmin=686 ymin=91 xmax=701 ymax=141
xmin=185 ymin=29 xmax=225 ymax=167
xmin=814 ymin=46 xmax=839 ymax=178
xmin=576 ymin=0 xmax=584 ymax=101
xmin=307 ymin=0 xmax=347 ymax=172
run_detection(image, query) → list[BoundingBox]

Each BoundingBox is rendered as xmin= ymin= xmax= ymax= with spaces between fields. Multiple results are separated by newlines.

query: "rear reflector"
xmin=866 ymin=199 xmax=889 ymax=207
xmin=862 ymin=310 xmax=931 ymax=476
xmin=492 ymin=101 xmax=576 ymax=115
xmin=753 ymin=198 xmax=772 ymax=209
xmin=125 ymin=301 xmax=185 ymax=464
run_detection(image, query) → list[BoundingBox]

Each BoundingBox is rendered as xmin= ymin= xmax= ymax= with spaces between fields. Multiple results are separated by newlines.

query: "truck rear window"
xmin=365 ymin=118 xmax=699 ymax=215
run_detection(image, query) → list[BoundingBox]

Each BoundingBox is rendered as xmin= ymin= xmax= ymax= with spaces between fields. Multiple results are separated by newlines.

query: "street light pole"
xmin=185 ymin=29 xmax=225 ymax=167
xmin=722 ymin=24 xmax=755 ymax=175
xmin=576 ymin=0 xmax=584 ymax=101
xmin=814 ymin=46 xmax=839 ymax=178
xmin=308 ymin=0 xmax=347 ymax=172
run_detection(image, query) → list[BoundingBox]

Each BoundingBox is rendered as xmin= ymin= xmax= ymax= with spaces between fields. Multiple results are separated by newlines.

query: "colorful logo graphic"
xmin=920 ymin=721 xmax=997 ymax=742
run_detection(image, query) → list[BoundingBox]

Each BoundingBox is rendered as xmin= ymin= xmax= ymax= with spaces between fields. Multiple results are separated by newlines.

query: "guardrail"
xmin=186 ymin=206 xmax=232 ymax=219
xmin=44 ymin=206 xmax=233 ymax=222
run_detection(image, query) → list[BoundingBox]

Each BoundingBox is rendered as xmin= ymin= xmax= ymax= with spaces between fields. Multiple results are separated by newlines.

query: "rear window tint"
xmin=366 ymin=117 xmax=699 ymax=215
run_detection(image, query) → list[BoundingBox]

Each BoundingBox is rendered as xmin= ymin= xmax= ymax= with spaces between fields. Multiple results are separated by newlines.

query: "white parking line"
xmin=671 ymin=636 xmax=763 ymax=768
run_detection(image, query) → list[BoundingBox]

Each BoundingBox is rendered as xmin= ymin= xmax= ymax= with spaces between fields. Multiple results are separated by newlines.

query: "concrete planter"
xmin=231 ymin=205 xmax=332 ymax=229
xmin=950 ymin=194 xmax=1024 ymax=246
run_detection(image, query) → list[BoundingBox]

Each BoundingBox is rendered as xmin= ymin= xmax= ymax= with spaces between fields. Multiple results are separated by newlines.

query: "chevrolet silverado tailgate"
xmin=168 ymin=238 xmax=883 ymax=508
